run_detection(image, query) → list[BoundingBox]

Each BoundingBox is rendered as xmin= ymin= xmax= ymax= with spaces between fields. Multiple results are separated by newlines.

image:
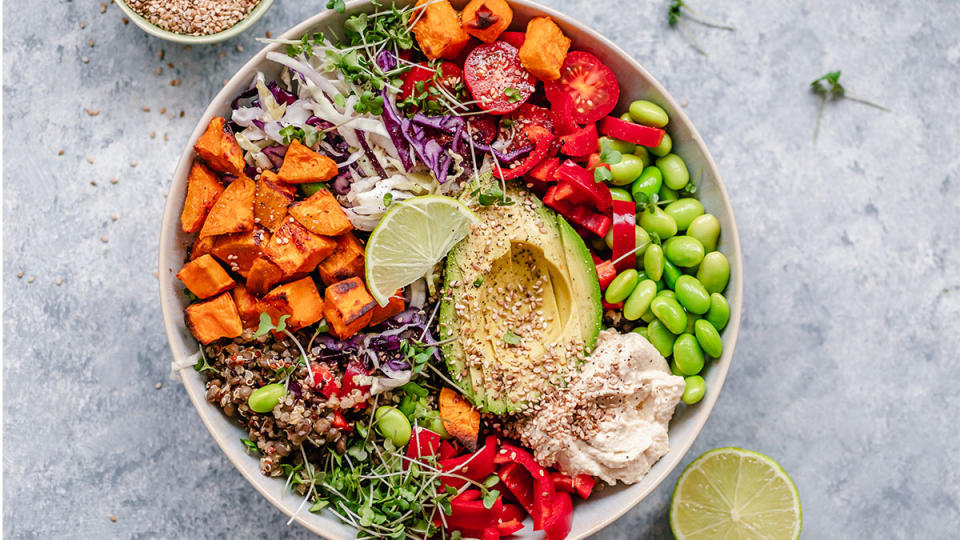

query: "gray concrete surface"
xmin=4 ymin=0 xmax=959 ymax=538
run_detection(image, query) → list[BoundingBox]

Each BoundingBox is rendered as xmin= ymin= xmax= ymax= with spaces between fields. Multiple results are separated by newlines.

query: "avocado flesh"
xmin=440 ymin=181 xmax=602 ymax=413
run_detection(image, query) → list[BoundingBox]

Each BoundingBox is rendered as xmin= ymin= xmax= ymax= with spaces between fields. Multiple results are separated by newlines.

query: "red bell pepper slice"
xmin=596 ymin=260 xmax=617 ymax=290
xmin=599 ymin=116 xmax=665 ymax=147
xmin=542 ymin=490 xmax=573 ymax=540
xmin=568 ymin=206 xmax=612 ymax=237
xmin=554 ymin=160 xmax=612 ymax=213
xmin=497 ymin=462 xmax=534 ymax=513
xmin=549 ymin=92 xmax=580 ymax=136
xmin=494 ymin=126 xmax=555 ymax=180
xmin=405 ymin=427 xmax=442 ymax=464
xmin=311 ymin=364 xmax=339 ymax=398
xmin=602 ymin=300 xmax=624 ymax=310
xmin=440 ymin=435 xmax=498 ymax=489
xmin=528 ymin=156 xmax=561 ymax=183
xmin=339 ymin=361 xmax=371 ymax=409
xmin=496 ymin=503 xmax=527 ymax=535
xmin=572 ymin=474 xmax=597 ymax=499
xmin=585 ymin=152 xmax=610 ymax=172
xmin=483 ymin=527 xmax=500 ymax=540
xmin=446 ymin=489 xmax=504 ymax=530
xmin=498 ymin=443 xmax=555 ymax=530
xmin=559 ymin=123 xmax=598 ymax=157
xmin=439 ymin=440 xmax=459 ymax=460
xmin=331 ymin=410 xmax=352 ymax=432
xmin=611 ymin=199 xmax=637 ymax=272
xmin=551 ymin=471 xmax=575 ymax=493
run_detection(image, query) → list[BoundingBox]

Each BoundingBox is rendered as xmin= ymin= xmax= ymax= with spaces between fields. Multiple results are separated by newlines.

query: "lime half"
xmin=670 ymin=447 xmax=802 ymax=540
xmin=365 ymin=195 xmax=478 ymax=306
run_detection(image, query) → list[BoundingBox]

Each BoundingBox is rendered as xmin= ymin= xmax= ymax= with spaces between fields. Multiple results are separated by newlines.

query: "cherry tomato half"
xmin=498 ymin=103 xmax=556 ymax=152
xmin=544 ymin=51 xmax=620 ymax=124
xmin=399 ymin=62 xmax=464 ymax=104
xmin=464 ymin=41 xmax=536 ymax=114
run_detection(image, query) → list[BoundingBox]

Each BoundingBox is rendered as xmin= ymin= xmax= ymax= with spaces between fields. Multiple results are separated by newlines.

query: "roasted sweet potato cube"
xmin=185 ymin=293 xmax=243 ymax=344
xmin=255 ymin=171 xmax=294 ymax=232
xmin=368 ymin=290 xmax=406 ymax=327
xmin=439 ymin=387 xmax=481 ymax=450
xmin=411 ymin=0 xmax=470 ymax=60
xmin=461 ymin=0 xmax=512 ymax=43
xmin=317 ymin=233 xmax=366 ymax=286
xmin=289 ymin=189 xmax=353 ymax=236
xmin=518 ymin=16 xmax=571 ymax=81
xmin=190 ymin=235 xmax=216 ymax=260
xmin=194 ymin=116 xmax=246 ymax=176
xmin=211 ymin=227 xmax=269 ymax=278
xmin=246 ymin=256 xmax=284 ymax=296
xmin=263 ymin=277 xmax=325 ymax=330
xmin=323 ymin=277 xmax=377 ymax=339
xmin=232 ymin=285 xmax=263 ymax=329
xmin=181 ymin=160 xmax=225 ymax=233
xmin=263 ymin=218 xmax=337 ymax=277
xmin=277 ymin=139 xmax=338 ymax=184
xmin=199 ymin=175 xmax=255 ymax=239
xmin=177 ymin=254 xmax=236 ymax=299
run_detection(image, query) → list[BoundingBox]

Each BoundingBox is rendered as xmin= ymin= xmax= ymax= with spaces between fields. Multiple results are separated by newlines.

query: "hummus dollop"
xmin=510 ymin=329 xmax=685 ymax=485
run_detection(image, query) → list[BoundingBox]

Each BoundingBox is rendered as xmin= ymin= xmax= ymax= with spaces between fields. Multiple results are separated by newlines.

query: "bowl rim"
xmin=157 ymin=1 xmax=743 ymax=537
xmin=114 ymin=0 xmax=275 ymax=45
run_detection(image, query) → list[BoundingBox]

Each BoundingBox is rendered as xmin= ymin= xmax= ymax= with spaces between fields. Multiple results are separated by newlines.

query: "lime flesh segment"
xmin=365 ymin=195 xmax=478 ymax=306
xmin=671 ymin=447 xmax=802 ymax=540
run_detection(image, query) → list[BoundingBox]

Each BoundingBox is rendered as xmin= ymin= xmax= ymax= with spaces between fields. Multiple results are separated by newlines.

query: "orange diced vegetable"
xmin=263 ymin=218 xmax=337 ymax=277
xmin=185 ymin=293 xmax=243 ymax=344
xmin=439 ymin=387 xmax=481 ymax=450
xmin=190 ymin=235 xmax=216 ymax=260
xmin=211 ymin=227 xmax=269 ymax=278
xmin=198 ymin=176 xmax=256 ymax=239
xmin=232 ymin=285 xmax=263 ymax=329
xmin=411 ymin=0 xmax=470 ymax=60
xmin=289 ymin=189 xmax=353 ymax=236
xmin=263 ymin=277 xmax=325 ymax=330
xmin=246 ymin=256 xmax=284 ymax=296
xmin=176 ymin=254 xmax=236 ymax=299
xmin=322 ymin=277 xmax=377 ymax=339
xmin=277 ymin=139 xmax=338 ymax=184
xmin=255 ymin=171 xmax=294 ymax=232
xmin=316 ymin=233 xmax=365 ymax=286
xmin=181 ymin=160 xmax=225 ymax=233
xmin=461 ymin=0 xmax=512 ymax=43
xmin=193 ymin=116 xmax=246 ymax=176
xmin=518 ymin=16 xmax=571 ymax=81
xmin=368 ymin=290 xmax=405 ymax=327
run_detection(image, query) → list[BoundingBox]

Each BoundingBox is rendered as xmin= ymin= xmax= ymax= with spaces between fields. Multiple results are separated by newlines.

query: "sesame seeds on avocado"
xmin=439 ymin=180 xmax=602 ymax=413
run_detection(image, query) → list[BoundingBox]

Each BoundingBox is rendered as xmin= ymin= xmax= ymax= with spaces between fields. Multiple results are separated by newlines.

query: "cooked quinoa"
xmin=125 ymin=0 xmax=261 ymax=36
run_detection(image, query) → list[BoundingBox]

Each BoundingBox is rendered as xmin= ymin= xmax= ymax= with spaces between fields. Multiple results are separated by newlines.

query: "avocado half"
xmin=439 ymin=181 xmax=602 ymax=413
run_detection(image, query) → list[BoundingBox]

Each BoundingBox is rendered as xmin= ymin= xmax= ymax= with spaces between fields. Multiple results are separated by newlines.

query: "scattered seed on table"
xmin=109 ymin=516 xmax=116 ymax=522
xmin=56 ymin=278 xmax=63 ymax=286
xmin=81 ymin=56 xmax=89 ymax=64
xmin=100 ymin=2 xmax=107 ymax=14
xmin=101 ymin=236 xmax=109 ymax=243
xmin=91 ymin=180 xmax=98 ymax=186
xmin=681 ymin=99 xmax=689 ymax=107
xmin=153 ymin=271 xmax=159 ymax=279
xmin=170 ymin=79 xmax=181 ymax=87
xmin=110 ymin=177 xmax=118 ymax=184
xmin=167 ymin=62 xmax=174 ymax=68
xmin=160 ymin=107 xmax=166 ymax=114
xmin=155 ymin=382 xmax=163 ymax=389
xmin=266 ymin=31 xmax=272 ymax=38
xmin=17 ymin=271 xmax=24 ymax=278
xmin=164 ymin=133 xmax=169 ymax=141
xmin=219 ymin=52 xmax=226 ymax=59
xmin=88 ymin=39 xmax=95 ymax=47
xmin=130 ymin=161 xmax=137 ymax=167
xmin=87 ymin=157 xmax=94 ymax=164
xmin=184 ymin=45 xmax=191 ymax=51
xmin=86 ymin=109 xmax=100 ymax=116
xmin=236 ymin=45 xmax=243 ymax=52
xmin=78 ymin=21 xmax=85 ymax=29
xmin=141 ymin=106 xmax=150 ymax=112
xmin=58 ymin=150 xmax=64 ymax=156
xmin=158 ymin=49 xmax=165 ymax=60
xmin=150 ymin=131 xmax=156 ymax=139
xmin=122 ymin=17 xmax=129 ymax=24
xmin=27 ymin=276 xmax=35 ymax=283
xmin=111 ymin=214 xmax=118 ymax=221
xmin=179 ymin=110 xmax=184 ymax=118
xmin=156 ymin=67 xmax=163 ymax=76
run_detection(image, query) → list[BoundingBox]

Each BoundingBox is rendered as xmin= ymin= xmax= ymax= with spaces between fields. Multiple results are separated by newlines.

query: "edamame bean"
xmin=659 ymin=184 xmax=679 ymax=204
xmin=248 ymin=383 xmax=285 ymax=413
xmin=643 ymin=244 xmax=664 ymax=280
xmin=630 ymin=166 xmax=663 ymax=200
xmin=651 ymin=295 xmax=687 ymax=334
xmin=634 ymin=145 xmax=651 ymax=169
xmin=620 ymin=112 xmax=633 ymax=122
xmin=664 ymin=235 xmax=705 ymax=267
xmin=641 ymin=308 xmax=657 ymax=323
xmin=669 ymin=360 xmax=684 ymax=376
xmin=705 ymin=293 xmax=730 ymax=331
xmin=697 ymin=252 xmax=730 ymax=294
xmin=687 ymin=214 xmax=721 ymax=252
xmin=662 ymin=259 xmax=682 ymax=289
xmin=609 ymin=154 xmax=646 ymax=186
xmin=656 ymin=154 xmax=690 ymax=190
xmin=682 ymin=375 xmax=706 ymax=404
xmin=664 ymin=198 xmax=705 ymax=231
xmin=628 ymin=100 xmax=670 ymax=127
xmin=609 ymin=187 xmax=633 ymax=202
xmin=598 ymin=136 xmax=635 ymax=155
xmin=694 ymin=319 xmax=723 ymax=358
xmin=685 ymin=312 xmax=701 ymax=334
xmin=605 ymin=269 xmax=639 ymax=304
xmin=376 ymin=406 xmax=412 ymax=446
xmin=657 ymin=289 xmax=676 ymax=299
xmin=631 ymin=326 xmax=648 ymax=340
xmin=624 ymin=280 xmax=658 ymax=321
xmin=639 ymin=206 xmax=677 ymax=240
xmin=301 ymin=183 xmax=326 ymax=197
xmin=649 ymin=132 xmax=672 ymax=157
xmin=674 ymin=275 xmax=711 ymax=314
xmin=646 ymin=320 xmax=677 ymax=357
xmin=673 ymin=333 xmax=705 ymax=375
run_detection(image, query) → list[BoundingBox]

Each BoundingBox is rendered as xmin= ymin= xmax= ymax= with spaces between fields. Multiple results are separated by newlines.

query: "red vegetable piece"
xmin=551 ymin=471 xmax=575 ymax=493
xmin=568 ymin=206 xmax=612 ymax=237
xmin=467 ymin=116 xmax=499 ymax=146
xmin=500 ymin=31 xmax=526 ymax=49
xmin=464 ymin=41 xmax=537 ymax=114
xmin=439 ymin=440 xmax=459 ymax=460
xmin=585 ymin=152 xmax=610 ymax=172
xmin=483 ymin=527 xmax=500 ymax=540
xmin=596 ymin=260 xmax=617 ymax=290
xmin=544 ymin=51 xmax=620 ymax=124
xmin=400 ymin=61 xmax=465 ymax=106
xmin=498 ymin=443 xmax=555 ymax=530
xmin=332 ymin=410 xmax=352 ymax=432
xmin=440 ymin=435 xmax=498 ymax=489
xmin=573 ymin=474 xmax=597 ymax=499
xmin=494 ymin=126 xmax=555 ymax=180
xmin=528 ymin=156 xmax=561 ymax=183
xmin=502 ymin=103 xmax=556 ymax=153
xmin=554 ymin=160 xmax=612 ymax=213
xmin=447 ymin=490 xmax=503 ymax=530
xmin=311 ymin=364 xmax=339 ymax=398
xmin=406 ymin=427 xmax=443 ymax=464
xmin=549 ymin=92 xmax=581 ymax=136
xmin=559 ymin=123 xmax=598 ymax=157
xmin=339 ymin=361 xmax=371 ymax=409
xmin=542 ymin=491 xmax=573 ymax=540
xmin=602 ymin=300 xmax=624 ymax=310
xmin=611 ymin=199 xmax=637 ymax=272
xmin=599 ymin=116 xmax=665 ymax=147
xmin=497 ymin=462 xmax=534 ymax=513
xmin=497 ymin=503 xmax=527 ymax=535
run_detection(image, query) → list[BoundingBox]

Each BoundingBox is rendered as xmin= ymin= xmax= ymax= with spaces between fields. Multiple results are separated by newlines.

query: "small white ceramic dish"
xmin=158 ymin=1 xmax=743 ymax=537
xmin=115 ymin=0 xmax=274 ymax=45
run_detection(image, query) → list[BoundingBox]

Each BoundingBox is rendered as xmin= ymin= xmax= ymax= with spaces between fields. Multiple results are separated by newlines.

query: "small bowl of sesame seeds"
xmin=115 ymin=0 xmax=274 ymax=44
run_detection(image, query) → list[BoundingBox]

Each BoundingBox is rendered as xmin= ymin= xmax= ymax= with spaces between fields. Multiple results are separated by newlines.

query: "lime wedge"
xmin=365 ymin=195 xmax=478 ymax=306
xmin=670 ymin=447 xmax=802 ymax=540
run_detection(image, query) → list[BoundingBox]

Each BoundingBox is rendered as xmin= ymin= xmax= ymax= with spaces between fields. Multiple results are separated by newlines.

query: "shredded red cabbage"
xmin=267 ymin=80 xmax=297 ymax=106
xmin=358 ymin=132 xmax=388 ymax=178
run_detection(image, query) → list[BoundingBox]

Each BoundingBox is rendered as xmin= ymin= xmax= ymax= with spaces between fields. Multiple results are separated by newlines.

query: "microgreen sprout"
xmin=255 ymin=313 xmax=316 ymax=389
xmin=502 ymin=330 xmax=522 ymax=345
xmin=326 ymin=0 xmax=346 ymax=14
xmin=594 ymin=141 xmax=623 ymax=182
xmin=193 ymin=345 xmax=219 ymax=374
xmin=668 ymin=0 xmax=735 ymax=56
xmin=810 ymin=70 xmax=890 ymax=142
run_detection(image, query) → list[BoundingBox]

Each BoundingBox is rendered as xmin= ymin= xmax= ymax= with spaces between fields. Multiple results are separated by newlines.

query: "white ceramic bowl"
xmin=158 ymin=1 xmax=743 ymax=537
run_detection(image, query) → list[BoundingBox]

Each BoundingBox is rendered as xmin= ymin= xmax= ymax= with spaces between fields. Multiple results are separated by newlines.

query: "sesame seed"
xmin=17 ymin=271 xmax=24 ymax=278
xmin=130 ymin=161 xmax=137 ymax=167
xmin=156 ymin=67 xmax=163 ymax=75
xmin=87 ymin=157 xmax=94 ymax=164
xmin=109 ymin=516 xmax=116 ymax=522
xmin=110 ymin=177 xmax=118 ymax=184
xmin=56 ymin=278 xmax=63 ymax=286
xmin=155 ymin=382 xmax=163 ymax=389
xmin=58 ymin=150 xmax=64 ymax=156
xmin=141 ymin=106 xmax=150 ymax=112
xmin=111 ymin=214 xmax=118 ymax=221
xmin=88 ymin=39 xmax=95 ymax=47
xmin=101 ymin=236 xmax=109 ymax=243
xmin=81 ymin=56 xmax=89 ymax=64
xmin=86 ymin=109 xmax=100 ymax=116
xmin=160 ymin=107 xmax=167 ymax=114
xmin=122 ymin=17 xmax=129 ymax=24
xmin=27 ymin=276 xmax=35 ymax=283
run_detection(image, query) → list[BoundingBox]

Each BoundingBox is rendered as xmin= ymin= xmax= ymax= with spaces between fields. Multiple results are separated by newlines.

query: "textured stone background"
xmin=4 ymin=0 xmax=959 ymax=538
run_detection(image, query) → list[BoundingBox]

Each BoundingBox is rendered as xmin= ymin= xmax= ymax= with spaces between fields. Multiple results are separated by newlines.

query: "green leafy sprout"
xmin=810 ymin=70 xmax=890 ymax=142
xmin=594 ymin=139 xmax=623 ymax=183
xmin=668 ymin=0 xmax=735 ymax=56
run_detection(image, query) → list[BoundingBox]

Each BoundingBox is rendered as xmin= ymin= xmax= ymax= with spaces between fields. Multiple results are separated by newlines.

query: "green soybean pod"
xmin=609 ymin=154 xmax=646 ymax=186
xmin=695 ymin=319 xmax=723 ymax=358
xmin=301 ymin=182 xmax=326 ymax=197
xmin=376 ymin=406 xmax=412 ymax=446
xmin=664 ymin=235 xmax=705 ymax=267
xmin=664 ymin=198 xmax=705 ymax=231
xmin=634 ymin=145 xmax=651 ymax=169
xmin=609 ymin=187 xmax=633 ymax=202
xmin=624 ymin=279 xmax=658 ymax=321
xmin=605 ymin=269 xmax=639 ymax=304
xmin=705 ymin=293 xmax=730 ymax=331
xmin=687 ymin=214 xmax=721 ymax=253
xmin=631 ymin=166 xmax=663 ymax=200
xmin=682 ymin=375 xmax=706 ymax=404
xmin=697 ymin=252 xmax=730 ymax=294
xmin=643 ymin=244 xmax=664 ymax=280
xmin=651 ymin=295 xmax=687 ymax=334
xmin=659 ymin=184 xmax=679 ymax=204
xmin=673 ymin=333 xmax=705 ymax=375
xmin=628 ymin=100 xmax=670 ymax=127
xmin=662 ymin=259 xmax=682 ymax=289
xmin=674 ymin=275 xmax=711 ymax=314
xmin=646 ymin=320 xmax=677 ymax=357
xmin=631 ymin=326 xmax=649 ymax=340
xmin=648 ymin=132 xmax=672 ymax=157
xmin=656 ymin=154 xmax=690 ymax=190
xmin=598 ymin=136 xmax=635 ymax=155
xmin=248 ymin=383 xmax=285 ymax=413
xmin=639 ymin=206 xmax=678 ymax=240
